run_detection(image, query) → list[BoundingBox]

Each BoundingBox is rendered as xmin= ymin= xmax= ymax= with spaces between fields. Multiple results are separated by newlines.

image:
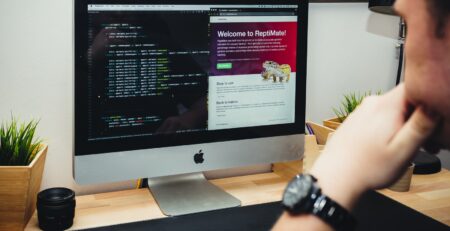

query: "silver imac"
xmin=74 ymin=0 xmax=308 ymax=216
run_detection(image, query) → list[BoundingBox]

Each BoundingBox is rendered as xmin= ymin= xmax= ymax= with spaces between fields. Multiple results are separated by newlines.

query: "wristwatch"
xmin=281 ymin=174 xmax=356 ymax=231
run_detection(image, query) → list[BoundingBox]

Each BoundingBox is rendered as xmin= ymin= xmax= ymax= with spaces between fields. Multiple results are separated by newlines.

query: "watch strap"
xmin=312 ymin=194 xmax=356 ymax=231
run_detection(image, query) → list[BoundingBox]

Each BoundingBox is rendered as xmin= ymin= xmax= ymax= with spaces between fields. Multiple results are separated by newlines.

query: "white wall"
xmin=306 ymin=3 xmax=399 ymax=122
xmin=0 ymin=1 xmax=400 ymax=194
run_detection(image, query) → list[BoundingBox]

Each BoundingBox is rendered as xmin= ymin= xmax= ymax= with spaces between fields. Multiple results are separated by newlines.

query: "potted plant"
xmin=0 ymin=118 xmax=48 ymax=231
xmin=323 ymin=91 xmax=380 ymax=130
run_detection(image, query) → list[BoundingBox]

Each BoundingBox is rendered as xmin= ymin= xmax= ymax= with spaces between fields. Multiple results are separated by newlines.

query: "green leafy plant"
xmin=0 ymin=118 xmax=42 ymax=166
xmin=333 ymin=91 xmax=381 ymax=122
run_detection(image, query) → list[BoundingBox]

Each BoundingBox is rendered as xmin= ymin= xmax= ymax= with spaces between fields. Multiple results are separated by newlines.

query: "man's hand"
xmin=273 ymin=84 xmax=440 ymax=231
xmin=310 ymin=84 xmax=440 ymax=210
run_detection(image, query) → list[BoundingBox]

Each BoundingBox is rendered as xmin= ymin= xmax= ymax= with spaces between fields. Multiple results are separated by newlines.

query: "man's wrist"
xmin=309 ymin=168 xmax=365 ymax=211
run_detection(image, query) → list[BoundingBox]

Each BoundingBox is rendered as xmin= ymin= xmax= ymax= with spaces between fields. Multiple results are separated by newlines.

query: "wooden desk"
xmin=25 ymin=137 xmax=450 ymax=230
xmin=379 ymin=170 xmax=450 ymax=225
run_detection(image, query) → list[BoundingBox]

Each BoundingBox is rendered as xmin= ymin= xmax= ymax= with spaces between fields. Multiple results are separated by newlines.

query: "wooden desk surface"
xmin=25 ymin=137 xmax=450 ymax=230
xmin=379 ymin=169 xmax=450 ymax=225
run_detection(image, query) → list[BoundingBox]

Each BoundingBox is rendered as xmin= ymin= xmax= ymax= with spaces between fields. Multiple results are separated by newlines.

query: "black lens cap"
xmin=37 ymin=187 xmax=76 ymax=230
xmin=38 ymin=187 xmax=75 ymax=206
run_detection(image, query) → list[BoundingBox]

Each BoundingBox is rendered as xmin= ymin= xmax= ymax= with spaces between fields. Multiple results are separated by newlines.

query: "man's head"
xmin=394 ymin=0 xmax=450 ymax=150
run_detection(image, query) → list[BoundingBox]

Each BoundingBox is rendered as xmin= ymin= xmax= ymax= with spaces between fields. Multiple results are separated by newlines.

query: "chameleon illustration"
xmin=261 ymin=61 xmax=291 ymax=82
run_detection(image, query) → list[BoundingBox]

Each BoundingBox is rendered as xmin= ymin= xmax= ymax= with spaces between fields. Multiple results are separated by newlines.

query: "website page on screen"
xmin=85 ymin=4 xmax=298 ymax=141
xmin=208 ymin=7 xmax=297 ymax=130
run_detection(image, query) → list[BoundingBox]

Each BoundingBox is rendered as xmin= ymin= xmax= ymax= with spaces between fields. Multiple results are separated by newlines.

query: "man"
xmin=273 ymin=0 xmax=450 ymax=230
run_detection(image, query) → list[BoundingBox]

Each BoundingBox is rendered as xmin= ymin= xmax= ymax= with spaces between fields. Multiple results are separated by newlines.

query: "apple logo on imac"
xmin=194 ymin=150 xmax=204 ymax=164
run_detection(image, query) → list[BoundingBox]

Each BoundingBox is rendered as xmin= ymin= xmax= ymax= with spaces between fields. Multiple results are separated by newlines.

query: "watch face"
xmin=282 ymin=175 xmax=313 ymax=210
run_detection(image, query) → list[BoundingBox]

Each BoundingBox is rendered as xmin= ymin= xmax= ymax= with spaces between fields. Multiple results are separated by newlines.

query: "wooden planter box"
xmin=306 ymin=121 xmax=335 ymax=145
xmin=0 ymin=145 xmax=48 ymax=231
xmin=323 ymin=117 xmax=342 ymax=130
xmin=304 ymin=122 xmax=335 ymax=173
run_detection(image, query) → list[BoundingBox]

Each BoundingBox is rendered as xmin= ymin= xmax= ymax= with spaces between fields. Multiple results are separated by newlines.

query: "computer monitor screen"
xmin=74 ymin=0 xmax=307 ymax=187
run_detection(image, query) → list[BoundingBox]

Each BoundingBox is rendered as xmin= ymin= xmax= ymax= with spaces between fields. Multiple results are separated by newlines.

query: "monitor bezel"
xmin=74 ymin=0 xmax=308 ymax=156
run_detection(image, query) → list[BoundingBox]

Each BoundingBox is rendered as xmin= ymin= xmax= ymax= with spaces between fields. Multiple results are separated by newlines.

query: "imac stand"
xmin=148 ymin=173 xmax=241 ymax=216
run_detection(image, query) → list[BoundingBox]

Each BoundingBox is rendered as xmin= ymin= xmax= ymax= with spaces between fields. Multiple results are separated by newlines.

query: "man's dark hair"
xmin=428 ymin=0 xmax=450 ymax=38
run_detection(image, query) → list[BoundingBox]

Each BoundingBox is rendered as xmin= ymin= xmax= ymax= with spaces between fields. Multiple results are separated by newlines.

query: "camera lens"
xmin=37 ymin=187 xmax=76 ymax=231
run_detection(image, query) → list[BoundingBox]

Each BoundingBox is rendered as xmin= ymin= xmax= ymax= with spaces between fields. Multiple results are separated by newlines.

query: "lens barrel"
xmin=37 ymin=188 xmax=76 ymax=231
